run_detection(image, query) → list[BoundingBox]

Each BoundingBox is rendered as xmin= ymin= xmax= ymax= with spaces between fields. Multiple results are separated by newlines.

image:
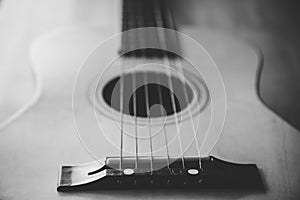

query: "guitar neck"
xmin=122 ymin=0 xmax=176 ymax=31
xmin=120 ymin=0 xmax=180 ymax=58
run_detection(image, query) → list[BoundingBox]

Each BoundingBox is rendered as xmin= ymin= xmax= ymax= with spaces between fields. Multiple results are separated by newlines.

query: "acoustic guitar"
xmin=0 ymin=0 xmax=299 ymax=199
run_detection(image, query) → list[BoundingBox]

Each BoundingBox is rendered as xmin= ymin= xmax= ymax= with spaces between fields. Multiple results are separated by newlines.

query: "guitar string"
xmin=122 ymin=0 xmax=148 ymax=171
xmin=142 ymin=72 xmax=154 ymax=173
xmin=129 ymin=0 xmax=172 ymax=171
xmin=135 ymin=0 xmax=172 ymax=170
xmin=119 ymin=0 xmax=129 ymax=170
xmin=149 ymin=1 xmax=171 ymax=169
xmin=153 ymin=0 xmax=186 ymax=169
xmin=135 ymin=0 xmax=155 ymax=173
xmin=121 ymin=0 xmax=188 ymax=171
xmin=120 ymin=0 xmax=142 ymax=171
xmin=127 ymin=0 xmax=150 ymax=170
xmin=131 ymin=63 xmax=139 ymax=169
xmin=128 ymin=0 xmax=140 ymax=171
xmin=125 ymin=56 xmax=139 ymax=169
xmin=119 ymin=60 xmax=125 ymax=171
xmin=164 ymin=0 xmax=202 ymax=169
xmin=155 ymin=67 xmax=171 ymax=168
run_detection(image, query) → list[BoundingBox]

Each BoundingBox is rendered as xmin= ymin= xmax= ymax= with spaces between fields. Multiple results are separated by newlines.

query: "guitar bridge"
xmin=57 ymin=156 xmax=264 ymax=191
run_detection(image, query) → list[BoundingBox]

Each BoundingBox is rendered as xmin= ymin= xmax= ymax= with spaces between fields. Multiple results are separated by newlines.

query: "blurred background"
xmin=0 ymin=0 xmax=299 ymax=130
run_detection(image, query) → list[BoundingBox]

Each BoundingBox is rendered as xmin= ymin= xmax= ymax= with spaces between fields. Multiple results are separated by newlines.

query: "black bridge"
xmin=57 ymin=156 xmax=264 ymax=191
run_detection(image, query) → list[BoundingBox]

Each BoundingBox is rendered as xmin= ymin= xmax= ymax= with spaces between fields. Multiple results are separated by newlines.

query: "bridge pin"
xmin=187 ymin=169 xmax=199 ymax=175
xmin=123 ymin=168 xmax=134 ymax=175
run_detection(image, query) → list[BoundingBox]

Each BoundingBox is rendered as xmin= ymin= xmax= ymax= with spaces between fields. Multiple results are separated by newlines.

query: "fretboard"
xmin=120 ymin=0 xmax=180 ymax=58
xmin=122 ymin=0 xmax=175 ymax=31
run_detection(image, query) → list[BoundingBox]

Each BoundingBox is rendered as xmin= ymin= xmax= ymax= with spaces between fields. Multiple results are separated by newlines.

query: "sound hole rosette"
xmin=72 ymin=27 xmax=226 ymax=169
xmin=87 ymin=66 xmax=210 ymax=126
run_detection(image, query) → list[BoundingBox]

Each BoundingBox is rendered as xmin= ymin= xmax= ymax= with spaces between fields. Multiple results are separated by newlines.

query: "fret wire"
xmin=153 ymin=0 xmax=186 ymax=169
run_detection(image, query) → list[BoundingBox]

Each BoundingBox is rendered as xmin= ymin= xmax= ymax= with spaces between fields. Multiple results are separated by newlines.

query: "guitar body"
xmin=0 ymin=0 xmax=299 ymax=199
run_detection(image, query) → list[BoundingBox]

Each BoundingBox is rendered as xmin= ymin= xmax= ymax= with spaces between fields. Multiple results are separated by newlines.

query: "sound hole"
xmin=102 ymin=72 xmax=193 ymax=118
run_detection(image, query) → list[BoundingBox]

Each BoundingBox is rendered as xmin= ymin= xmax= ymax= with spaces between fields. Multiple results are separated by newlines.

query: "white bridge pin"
xmin=188 ymin=169 xmax=199 ymax=175
xmin=123 ymin=168 xmax=134 ymax=175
